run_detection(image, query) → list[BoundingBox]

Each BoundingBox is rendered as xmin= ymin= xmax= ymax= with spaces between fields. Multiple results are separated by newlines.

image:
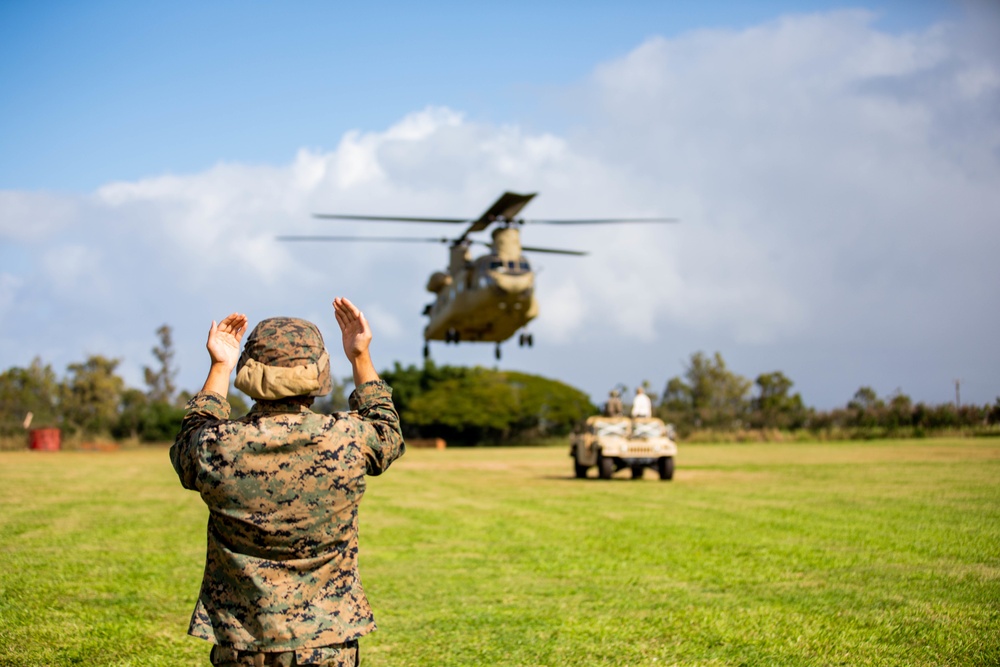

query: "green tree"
xmin=405 ymin=368 xmax=519 ymax=443
xmin=847 ymin=386 xmax=885 ymax=430
xmin=885 ymin=391 xmax=914 ymax=432
xmin=501 ymin=371 xmax=595 ymax=438
xmin=658 ymin=352 xmax=751 ymax=431
xmin=137 ymin=401 xmax=188 ymax=442
xmin=143 ymin=324 xmax=177 ymax=404
xmin=659 ymin=376 xmax=695 ymax=432
xmin=988 ymin=398 xmax=1000 ymax=426
xmin=751 ymin=371 xmax=806 ymax=429
xmin=61 ymin=355 xmax=125 ymax=436
xmin=114 ymin=388 xmax=148 ymax=440
xmin=380 ymin=362 xmax=595 ymax=444
xmin=380 ymin=361 xmax=471 ymax=434
xmin=0 ymin=358 xmax=61 ymax=435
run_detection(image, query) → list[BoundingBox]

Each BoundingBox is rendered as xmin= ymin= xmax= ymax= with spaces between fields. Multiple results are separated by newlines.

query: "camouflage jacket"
xmin=169 ymin=380 xmax=405 ymax=651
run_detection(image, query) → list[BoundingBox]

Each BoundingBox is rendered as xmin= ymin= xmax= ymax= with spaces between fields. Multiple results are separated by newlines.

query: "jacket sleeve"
xmin=169 ymin=391 xmax=231 ymax=491
xmin=349 ymin=380 xmax=405 ymax=476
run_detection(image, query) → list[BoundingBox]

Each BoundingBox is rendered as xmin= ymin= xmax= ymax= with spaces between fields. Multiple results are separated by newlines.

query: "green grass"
xmin=1 ymin=440 xmax=998 ymax=666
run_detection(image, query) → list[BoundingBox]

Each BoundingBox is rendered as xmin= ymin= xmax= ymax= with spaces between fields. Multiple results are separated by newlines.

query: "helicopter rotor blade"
xmin=519 ymin=244 xmax=588 ymax=256
xmin=457 ymin=191 xmax=538 ymax=241
xmin=520 ymin=217 xmax=679 ymax=224
xmin=313 ymin=214 xmax=470 ymax=224
xmin=277 ymin=235 xmax=452 ymax=244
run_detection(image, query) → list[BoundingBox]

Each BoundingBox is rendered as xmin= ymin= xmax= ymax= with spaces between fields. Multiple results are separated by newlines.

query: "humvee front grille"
xmin=623 ymin=444 xmax=660 ymax=455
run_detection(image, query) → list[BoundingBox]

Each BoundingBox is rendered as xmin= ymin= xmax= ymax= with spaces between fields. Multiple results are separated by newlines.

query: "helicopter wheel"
xmin=423 ymin=343 xmax=429 ymax=359
xmin=527 ymin=333 xmax=533 ymax=347
xmin=518 ymin=334 xmax=524 ymax=347
xmin=495 ymin=344 xmax=502 ymax=360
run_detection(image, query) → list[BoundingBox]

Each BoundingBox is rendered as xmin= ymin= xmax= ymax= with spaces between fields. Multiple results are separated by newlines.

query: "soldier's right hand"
xmin=206 ymin=313 xmax=248 ymax=371
xmin=333 ymin=298 xmax=379 ymax=386
xmin=333 ymin=297 xmax=371 ymax=361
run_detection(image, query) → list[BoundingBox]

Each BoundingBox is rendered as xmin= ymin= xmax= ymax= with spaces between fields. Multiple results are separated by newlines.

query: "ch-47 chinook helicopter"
xmin=278 ymin=191 xmax=675 ymax=360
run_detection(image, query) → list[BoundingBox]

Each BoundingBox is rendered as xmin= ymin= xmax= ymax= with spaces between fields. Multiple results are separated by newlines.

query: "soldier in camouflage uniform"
xmin=170 ymin=297 xmax=405 ymax=667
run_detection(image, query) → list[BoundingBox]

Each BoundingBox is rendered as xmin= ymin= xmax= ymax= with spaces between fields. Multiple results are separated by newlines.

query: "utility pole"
xmin=954 ymin=378 xmax=961 ymax=408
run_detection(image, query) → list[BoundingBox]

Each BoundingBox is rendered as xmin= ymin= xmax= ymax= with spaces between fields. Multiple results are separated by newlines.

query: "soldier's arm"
xmin=170 ymin=313 xmax=245 ymax=490
xmin=350 ymin=380 xmax=405 ymax=476
xmin=333 ymin=297 xmax=404 ymax=473
xmin=169 ymin=391 xmax=232 ymax=490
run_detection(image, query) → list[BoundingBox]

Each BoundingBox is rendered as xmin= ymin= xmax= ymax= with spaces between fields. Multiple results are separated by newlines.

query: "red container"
xmin=29 ymin=428 xmax=61 ymax=451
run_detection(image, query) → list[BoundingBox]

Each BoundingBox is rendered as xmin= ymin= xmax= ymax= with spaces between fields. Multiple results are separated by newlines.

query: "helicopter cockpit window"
xmin=506 ymin=258 xmax=530 ymax=274
xmin=485 ymin=256 xmax=530 ymax=275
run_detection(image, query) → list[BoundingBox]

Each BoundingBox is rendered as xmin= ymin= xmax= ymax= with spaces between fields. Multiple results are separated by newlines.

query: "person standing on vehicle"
xmin=631 ymin=386 xmax=652 ymax=419
xmin=170 ymin=297 xmax=404 ymax=667
xmin=604 ymin=389 xmax=624 ymax=417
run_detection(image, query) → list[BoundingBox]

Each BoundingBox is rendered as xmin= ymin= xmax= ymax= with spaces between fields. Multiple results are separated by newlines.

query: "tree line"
xmin=0 ymin=326 xmax=223 ymax=445
xmin=2 ymin=326 xmax=997 ymax=448
xmin=0 ymin=325 xmax=595 ymax=447
xmin=652 ymin=351 xmax=1000 ymax=440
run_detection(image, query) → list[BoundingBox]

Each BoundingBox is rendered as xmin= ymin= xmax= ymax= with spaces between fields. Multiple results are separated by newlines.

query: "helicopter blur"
xmin=278 ymin=191 xmax=675 ymax=360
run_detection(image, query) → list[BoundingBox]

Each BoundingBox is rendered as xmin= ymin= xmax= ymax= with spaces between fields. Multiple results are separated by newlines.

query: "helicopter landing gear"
xmin=445 ymin=329 xmax=460 ymax=344
xmin=423 ymin=342 xmax=430 ymax=359
xmin=495 ymin=343 xmax=502 ymax=360
xmin=517 ymin=333 xmax=534 ymax=347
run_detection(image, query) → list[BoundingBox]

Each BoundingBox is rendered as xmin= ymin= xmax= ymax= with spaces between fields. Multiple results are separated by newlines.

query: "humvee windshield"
xmin=595 ymin=421 xmax=630 ymax=437
xmin=632 ymin=421 xmax=666 ymax=438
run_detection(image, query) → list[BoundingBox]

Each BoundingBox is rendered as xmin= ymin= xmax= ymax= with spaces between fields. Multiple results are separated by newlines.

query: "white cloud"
xmin=0 ymin=190 xmax=78 ymax=240
xmin=534 ymin=279 xmax=585 ymax=343
xmin=40 ymin=244 xmax=110 ymax=298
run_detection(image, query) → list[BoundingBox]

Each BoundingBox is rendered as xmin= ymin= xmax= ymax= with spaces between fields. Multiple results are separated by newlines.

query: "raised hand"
xmin=333 ymin=297 xmax=371 ymax=361
xmin=332 ymin=297 xmax=378 ymax=386
xmin=206 ymin=313 xmax=248 ymax=371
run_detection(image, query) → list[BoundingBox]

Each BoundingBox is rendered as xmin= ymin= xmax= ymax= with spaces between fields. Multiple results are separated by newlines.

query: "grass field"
xmin=1 ymin=439 xmax=998 ymax=666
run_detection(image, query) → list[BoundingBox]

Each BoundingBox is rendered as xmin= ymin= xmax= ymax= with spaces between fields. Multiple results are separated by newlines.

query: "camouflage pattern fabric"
xmin=235 ymin=317 xmax=333 ymax=398
xmin=170 ymin=380 xmax=404 ymax=651
xmin=209 ymin=640 xmax=358 ymax=666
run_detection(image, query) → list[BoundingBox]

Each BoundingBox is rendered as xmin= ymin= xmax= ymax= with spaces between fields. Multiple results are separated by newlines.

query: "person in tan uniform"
xmin=170 ymin=297 xmax=405 ymax=667
xmin=604 ymin=390 xmax=624 ymax=417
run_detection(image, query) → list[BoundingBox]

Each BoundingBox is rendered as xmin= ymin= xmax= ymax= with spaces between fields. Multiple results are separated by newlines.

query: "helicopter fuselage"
xmin=423 ymin=229 xmax=539 ymax=343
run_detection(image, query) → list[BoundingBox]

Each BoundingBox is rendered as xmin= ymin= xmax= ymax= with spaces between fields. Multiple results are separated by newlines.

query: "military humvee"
xmin=570 ymin=416 xmax=677 ymax=480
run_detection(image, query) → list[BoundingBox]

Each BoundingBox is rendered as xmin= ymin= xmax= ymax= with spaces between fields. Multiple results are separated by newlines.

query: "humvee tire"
xmin=574 ymin=456 xmax=588 ymax=479
xmin=598 ymin=454 xmax=614 ymax=480
xmin=657 ymin=456 xmax=675 ymax=481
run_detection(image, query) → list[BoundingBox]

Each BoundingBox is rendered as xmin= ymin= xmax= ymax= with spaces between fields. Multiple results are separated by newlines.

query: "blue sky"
xmin=2 ymin=0 xmax=997 ymax=411
xmin=1 ymin=1 xmax=958 ymax=190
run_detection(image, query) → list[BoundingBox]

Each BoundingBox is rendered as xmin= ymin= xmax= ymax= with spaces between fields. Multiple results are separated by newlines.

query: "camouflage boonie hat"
xmin=234 ymin=317 xmax=332 ymax=400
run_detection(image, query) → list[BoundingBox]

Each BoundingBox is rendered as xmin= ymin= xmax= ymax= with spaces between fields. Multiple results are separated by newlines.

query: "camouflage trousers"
xmin=209 ymin=640 xmax=359 ymax=667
